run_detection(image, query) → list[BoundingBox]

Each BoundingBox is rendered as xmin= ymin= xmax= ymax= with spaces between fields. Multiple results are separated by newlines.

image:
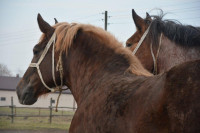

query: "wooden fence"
xmin=0 ymin=97 xmax=76 ymax=124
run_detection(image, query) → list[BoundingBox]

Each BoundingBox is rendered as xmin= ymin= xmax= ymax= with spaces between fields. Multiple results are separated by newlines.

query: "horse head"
xmin=16 ymin=14 xmax=65 ymax=105
xmin=126 ymin=9 xmax=154 ymax=73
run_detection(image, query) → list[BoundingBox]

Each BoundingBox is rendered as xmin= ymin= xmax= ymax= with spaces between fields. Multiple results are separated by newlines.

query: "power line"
xmin=109 ymin=15 xmax=200 ymax=25
xmin=0 ymin=29 xmax=39 ymax=36
xmin=0 ymin=39 xmax=37 ymax=47
xmin=108 ymin=6 xmax=200 ymax=26
xmin=70 ymin=13 xmax=101 ymax=21
xmin=167 ymin=6 xmax=200 ymax=12
xmin=110 ymin=6 xmax=200 ymax=18
xmin=109 ymin=22 xmax=133 ymax=25
xmin=0 ymin=6 xmax=199 ymax=47
xmin=159 ymin=0 xmax=200 ymax=8
xmin=0 ymin=33 xmax=39 ymax=41
xmin=108 ymin=0 xmax=200 ymax=15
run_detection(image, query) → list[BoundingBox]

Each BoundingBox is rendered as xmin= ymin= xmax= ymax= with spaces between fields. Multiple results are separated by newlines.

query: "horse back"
xmin=69 ymin=60 xmax=200 ymax=133
xmin=70 ymin=74 xmax=168 ymax=133
xmin=164 ymin=59 xmax=200 ymax=133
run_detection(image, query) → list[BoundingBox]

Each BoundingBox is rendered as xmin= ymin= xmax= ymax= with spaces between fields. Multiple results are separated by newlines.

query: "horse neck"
xmin=63 ymin=32 xmax=132 ymax=105
xmin=157 ymin=35 xmax=200 ymax=73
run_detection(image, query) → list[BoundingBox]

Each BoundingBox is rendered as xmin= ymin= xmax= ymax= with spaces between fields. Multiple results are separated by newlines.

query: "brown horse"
xmin=126 ymin=9 xmax=200 ymax=74
xmin=16 ymin=14 xmax=200 ymax=133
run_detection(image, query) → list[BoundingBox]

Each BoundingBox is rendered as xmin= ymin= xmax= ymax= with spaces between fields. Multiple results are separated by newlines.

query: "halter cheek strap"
xmin=132 ymin=25 xmax=151 ymax=55
xmin=150 ymin=33 xmax=163 ymax=75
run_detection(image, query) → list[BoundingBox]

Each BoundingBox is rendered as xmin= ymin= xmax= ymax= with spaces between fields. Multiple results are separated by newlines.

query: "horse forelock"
xmin=52 ymin=22 xmax=152 ymax=76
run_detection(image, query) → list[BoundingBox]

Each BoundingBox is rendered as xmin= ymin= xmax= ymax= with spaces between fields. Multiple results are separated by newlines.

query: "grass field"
xmin=0 ymin=107 xmax=74 ymax=131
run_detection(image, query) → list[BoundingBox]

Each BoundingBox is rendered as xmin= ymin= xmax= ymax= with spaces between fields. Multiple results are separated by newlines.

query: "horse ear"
xmin=132 ymin=9 xmax=145 ymax=31
xmin=146 ymin=12 xmax=151 ymax=19
xmin=145 ymin=12 xmax=152 ymax=25
xmin=37 ymin=13 xmax=54 ymax=35
xmin=54 ymin=18 xmax=58 ymax=24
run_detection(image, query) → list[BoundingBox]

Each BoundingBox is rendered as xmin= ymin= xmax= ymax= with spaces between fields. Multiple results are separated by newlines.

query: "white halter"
xmin=29 ymin=32 xmax=63 ymax=92
xmin=132 ymin=25 xmax=163 ymax=74
xmin=132 ymin=25 xmax=151 ymax=55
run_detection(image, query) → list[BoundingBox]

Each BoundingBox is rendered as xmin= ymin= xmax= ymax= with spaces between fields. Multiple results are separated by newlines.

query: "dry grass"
xmin=0 ymin=107 xmax=74 ymax=130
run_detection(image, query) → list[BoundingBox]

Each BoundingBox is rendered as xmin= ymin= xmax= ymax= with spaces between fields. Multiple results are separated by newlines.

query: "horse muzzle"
xmin=16 ymin=81 xmax=38 ymax=105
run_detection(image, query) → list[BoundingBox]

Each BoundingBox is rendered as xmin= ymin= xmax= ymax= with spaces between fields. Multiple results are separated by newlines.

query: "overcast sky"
xmin=0 ymin=0 xmax=200 ymax=76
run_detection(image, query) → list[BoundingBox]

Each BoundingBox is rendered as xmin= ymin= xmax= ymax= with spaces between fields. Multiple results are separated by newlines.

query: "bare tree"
xmin=0 ymin=64 xmax=12 ymax=76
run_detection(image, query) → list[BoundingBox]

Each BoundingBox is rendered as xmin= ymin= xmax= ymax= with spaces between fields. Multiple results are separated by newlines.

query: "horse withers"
xmin=16 ymin=14 xmax=200 ymax=133
xmin=126 ymin=9 xmax=200 ymax=74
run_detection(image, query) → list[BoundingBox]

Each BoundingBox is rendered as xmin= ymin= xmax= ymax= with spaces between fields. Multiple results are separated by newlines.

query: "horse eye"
xmin=126 ymin=43 xmax=132 ymax=47
xmin=33 ymin=50 xmax=39 ymax=55
xmin=146 ymin=20 xmax=151 ymax=25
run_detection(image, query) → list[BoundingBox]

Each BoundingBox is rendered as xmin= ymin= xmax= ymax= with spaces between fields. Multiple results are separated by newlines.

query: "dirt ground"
xmin=0 ymin=129 xmax=68 ymax=133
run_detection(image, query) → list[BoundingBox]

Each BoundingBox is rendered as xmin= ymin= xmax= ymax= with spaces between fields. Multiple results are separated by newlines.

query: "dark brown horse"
xmin=126 ymin=9 xmax=200 ymax=74
xmin=16 ymin=14 xmax=200 ymax=133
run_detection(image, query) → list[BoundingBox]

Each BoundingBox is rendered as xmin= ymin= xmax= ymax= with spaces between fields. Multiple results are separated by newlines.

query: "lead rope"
xmin=52 ymin=38 xmax=58 ymax=87
xmin=52 ymin=35 xmax=68 ymax=112
xmin=150 ymin=33 xmax=163 ymax=75
xmin=54 ymin=24 xmax=77 ymax=111
xmin=55 ymin=89 xmax=63 ymax=112
xmin=55 ymin=51 xmax=67 ymax=112
xmin=150 ymin=42 xmax=156 ymax=74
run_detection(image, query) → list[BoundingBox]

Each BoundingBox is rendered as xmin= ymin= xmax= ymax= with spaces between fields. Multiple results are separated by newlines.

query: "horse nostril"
xmin=126 ymin=43 xmax=132 ymax=47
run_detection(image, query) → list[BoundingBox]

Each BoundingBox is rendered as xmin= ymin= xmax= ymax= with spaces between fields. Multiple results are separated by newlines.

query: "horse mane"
xmin=147 ymin=10 xmax=200 ymax=47
xmin=52 ymin=22 xmax=152 ymax=76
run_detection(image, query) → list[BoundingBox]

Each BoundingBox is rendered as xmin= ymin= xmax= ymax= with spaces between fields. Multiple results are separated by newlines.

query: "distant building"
xmin=0 ymin=76 xmax=76 ymax=110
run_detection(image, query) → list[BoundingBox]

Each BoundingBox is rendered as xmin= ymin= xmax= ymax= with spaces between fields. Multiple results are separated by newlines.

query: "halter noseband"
xmin=132 ymin=25 xmax=163 ymax=75
xmin=29 ymin=32 xmax=64 ymax=92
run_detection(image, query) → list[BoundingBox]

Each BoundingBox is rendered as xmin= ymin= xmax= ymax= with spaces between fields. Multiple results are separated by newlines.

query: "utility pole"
xmin=104 ymin=11 xmax=108 ymax=31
